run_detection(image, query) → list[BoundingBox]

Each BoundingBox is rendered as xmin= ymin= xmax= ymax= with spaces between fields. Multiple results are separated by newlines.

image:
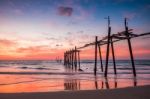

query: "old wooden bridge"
xmin=64 ymin=17 xmax=150 ymax=77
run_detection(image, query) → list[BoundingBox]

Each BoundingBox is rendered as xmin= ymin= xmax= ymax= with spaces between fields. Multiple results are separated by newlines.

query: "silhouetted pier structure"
xmin=64 ymin=46 xmax=81 ymax=71
xmin=64 ymin=17 xmax=150 ymax=77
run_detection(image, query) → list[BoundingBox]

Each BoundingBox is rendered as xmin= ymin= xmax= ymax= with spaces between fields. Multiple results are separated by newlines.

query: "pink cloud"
xmin=0 ymin=39 xmax=17 ymax=46
xmin=16 ymin=46 xmax=50 ymax=53
xmin=15 ymin=45 xmax=66 ymax=60
xmin=42 ymin=20 xmax=59 ymax=29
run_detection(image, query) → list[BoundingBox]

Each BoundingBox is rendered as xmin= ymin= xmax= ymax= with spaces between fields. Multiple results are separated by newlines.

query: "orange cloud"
xmin=14 ymin=46 xmax=66 ymax=60
xmin=0 ymin=55 xmax=15 ymax=60
xmin=0 ymin=42 xmax=65 ymax=60
xmin=16 ymin=46 xmax=50 ymax=53
xmin=0 ymin=39 xmax=16 ymax=46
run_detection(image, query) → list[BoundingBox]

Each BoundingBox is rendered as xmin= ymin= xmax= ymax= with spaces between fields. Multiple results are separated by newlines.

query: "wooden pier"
xmin=64 ymin=17 xmax=150 ymax=77
xmin=64 ymin=47 xmax=80 ymax=71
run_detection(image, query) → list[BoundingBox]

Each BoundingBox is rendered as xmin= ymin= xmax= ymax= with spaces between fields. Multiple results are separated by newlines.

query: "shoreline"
xmin=0 ymin=85 xmax=150 ymax=99
xmin=0 ymin=71 xmax=149 ymax=75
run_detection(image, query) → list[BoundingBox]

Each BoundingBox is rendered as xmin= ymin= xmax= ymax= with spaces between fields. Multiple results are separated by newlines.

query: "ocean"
xmin=0 ymin=60 xmax=150 ymax=93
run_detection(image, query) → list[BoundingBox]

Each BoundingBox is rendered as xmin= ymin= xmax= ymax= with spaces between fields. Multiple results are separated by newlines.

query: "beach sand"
xmin=0 ymin=85 xmax=149 ymax=99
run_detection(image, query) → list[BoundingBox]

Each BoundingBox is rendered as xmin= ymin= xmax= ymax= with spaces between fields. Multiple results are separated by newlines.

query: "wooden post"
xmin=105 ymin=16 xmax=111 ymax=77
xmin=69 ymin=51 xmax=71 ymax=68
xmin=101 ymin=80 xmax=104 ymax=89
xmin=67 ymin=51 xmax=69 ymax=67
xmin=70 ymin=50 xmax=72 ymax=68
xmin=78 ymin=51 xmax=81 ymax=69
xmin=65 ymin=52 xmax=67 ymax=65
xmin=68 ymin=51 xmax=70 ymax=67
xmin=74 ymin=46 xmax=77 ymax=70
xmin=110 ymin=38 xmax=117 ymax=75
xmin=114 ymin=76 xmax=117 ymax=88
xmin=73 ymin=50 xmax=75 ymax=70
xmin=95 ymin=76 xmax=98 ymax=89
xmin=105 ymin=27 xmax=111 ymax=77
xmin=67 ymin=51 xmax=69 ymax=66
xmin=66 ymin=52 xmax=67 ymax=66
xmin=125 ymin=18 xmax=136 ymax=77
xmin=94 ymin=36 xmax=98 ymax=76
xmin=105 ymin=77 xmax=110 ymax=89
xmin=64 ymin=52 xmax=66 ymax=65
xmin=98 ymin=44 xmax=103 ymax=72
xmin=69 ymin=50 xmax=72 ymax=67
xmin=134 ymin=77 xmax=137 ymax=86
xmin=71 ymin=50 xmax=74 ymax=70
xmin=66 ymin=51 xmax=68 ymax=66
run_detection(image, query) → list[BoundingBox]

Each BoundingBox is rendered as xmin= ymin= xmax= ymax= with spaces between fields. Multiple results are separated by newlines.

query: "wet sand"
xmin=0 ymin=85 xmax=149 ymax=99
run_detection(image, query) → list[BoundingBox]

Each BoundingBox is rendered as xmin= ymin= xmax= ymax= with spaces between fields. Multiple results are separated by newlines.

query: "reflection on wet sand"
xmin=134 ymin=77 xmax=137 ymax=87
xmin=94 ymin=76 xmax=98 ymax=89
xmin=100 ymin=76 xmax=137 ymax=89
xmin=64 ymin=79 xmax=80 ymax=90
xmin=63 ymin=76 xmax=138 ymax=91
xmin=0 ymin=74 xmax=139 ymax=93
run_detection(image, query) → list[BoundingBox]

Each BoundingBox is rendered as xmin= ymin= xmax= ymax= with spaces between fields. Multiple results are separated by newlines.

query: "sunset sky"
xmin=0 ymin=0 xmax=150 ymax=60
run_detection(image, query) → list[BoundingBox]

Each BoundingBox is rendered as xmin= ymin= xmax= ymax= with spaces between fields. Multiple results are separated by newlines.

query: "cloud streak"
xmin=16 ymin=46 xmax=51 ymax=53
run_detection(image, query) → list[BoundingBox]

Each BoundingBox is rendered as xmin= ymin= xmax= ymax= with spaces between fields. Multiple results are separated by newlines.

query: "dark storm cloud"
xmin=58 ymin=6 xmax=73 ymax=16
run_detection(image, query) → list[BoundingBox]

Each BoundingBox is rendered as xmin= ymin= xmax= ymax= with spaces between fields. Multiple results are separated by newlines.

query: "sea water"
xmin=0 ymin=60 xmax=150 ymax=93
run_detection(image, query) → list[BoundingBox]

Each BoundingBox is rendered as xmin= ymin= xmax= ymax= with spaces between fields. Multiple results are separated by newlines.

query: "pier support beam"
xmin=94 ymin=36 xmax=98 ymax=76
xmin=67 ymin=51 xmax=69 ymax=67
xmin=105 ymin=27 xmax=111 ymax=77
xmin=98 ymin=44 xmax=103 ymax=72
xmin=64 ymin=52 xmax=66 ymax=65
xmin=74 ymin=46 xmax=77 ymax=70
xmin=125 ymin=18 xmax=136 ymax=77
xmin=110 ymin=38 xmax=117 ymax=75
xmin=78 ymin=51 xmax=81 ymax=70
xmin=105 ymin=16 xmax=111 ymax=77
xmin=69 ymin=50 xmax=71 ymax=67
xmin=71 ymin=50 xmax=74 ymax=70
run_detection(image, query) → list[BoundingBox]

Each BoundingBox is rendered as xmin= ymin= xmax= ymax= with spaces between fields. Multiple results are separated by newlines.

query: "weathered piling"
xmin=66 ymin=51 xmax=69 ymax=67
xmin=98 ymin=44 xmax=103 ymax=72
xmin=69 ymin=50 xmax=71 ymax=67
xmin=68 ymin=51 xmax=70 ymax=67
xmin=78 ymin=51 xmax=81 ymax=70
xmin=110 ymin=38 xmax=117 ymax=75
xmin=105 ymin=77 xmax=110 ymax=89
xmin=74 ymin=46 xmax=77 ymax=70
xmin=70 ymin=50 xmax=72 ymax=67
xmin=94 ymin=36 xmax=98 ymax=76
xmin=94 ymin=76 xmax=98 ymax=89
xmin=105 ymin=16 xmax=111 ymax=77
xmin=65 ymin=51 xmax=67 ymax=66
xmin=65 ymin=52 xmax=67 ymax=65
xmin=125 ymin=18 xmax=136 ymax=77
xmin=71 ymin=50 xmax=74 ymax=69
xmin=114 ymin=77 xmax=117 ymax=88
xmin=64 ymin=52 xmax=66 ymax=65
